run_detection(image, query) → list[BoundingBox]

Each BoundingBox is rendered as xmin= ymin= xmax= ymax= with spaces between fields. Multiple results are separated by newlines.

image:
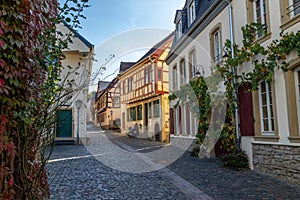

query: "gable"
xmin=57 ymin=23 xmax=92 ymax=53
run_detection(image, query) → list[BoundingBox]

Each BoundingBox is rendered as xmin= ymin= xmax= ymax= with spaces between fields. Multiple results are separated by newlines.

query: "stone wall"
xmin=252 ymin=143 xmax=300 ymax=186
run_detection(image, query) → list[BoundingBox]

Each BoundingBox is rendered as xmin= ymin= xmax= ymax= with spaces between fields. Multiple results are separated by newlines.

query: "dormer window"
xmin=177 ymin=19 xmax=182 ymax=39
xmin=188 ymin=0 xmax=196 ymax=26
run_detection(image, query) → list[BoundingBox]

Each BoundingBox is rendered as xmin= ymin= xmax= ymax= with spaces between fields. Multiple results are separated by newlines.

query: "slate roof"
xmin=135 ymin=31 xmax=175 ymax=64
xmin=119 ymin=62 xmax=136 ymax=74
xmin=63 ymin=21 xmax=93 ymax=48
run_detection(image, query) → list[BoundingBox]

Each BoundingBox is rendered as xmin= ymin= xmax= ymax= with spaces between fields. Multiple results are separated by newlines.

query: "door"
xmin=56 ymin=110 xmax=72 ymax=138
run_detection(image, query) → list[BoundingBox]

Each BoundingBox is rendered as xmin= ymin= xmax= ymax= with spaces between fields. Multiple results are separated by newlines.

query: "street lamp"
xmin=223 ymin=0 xmax=241 ymax=153
xmin=195 ymin=65 xmax=205 ymax=77
xmin=75 ymin=99 xmax=82 ymax=144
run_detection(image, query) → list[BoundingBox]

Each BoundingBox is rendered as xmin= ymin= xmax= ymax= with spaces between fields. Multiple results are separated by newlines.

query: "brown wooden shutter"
xmin=238 ymin=83 xmax=255 ymax=136
xmin=169 ymin=108 xmax=174 ymax=135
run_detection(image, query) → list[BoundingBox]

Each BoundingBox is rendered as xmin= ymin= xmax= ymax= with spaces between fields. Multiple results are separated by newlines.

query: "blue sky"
xmin=60 ymin=0 xmax=185 ymax=91
xmin=74 ymin=0 xmax=184 ymax=45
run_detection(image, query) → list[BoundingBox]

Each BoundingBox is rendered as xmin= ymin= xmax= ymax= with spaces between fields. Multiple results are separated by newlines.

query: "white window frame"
xmin=190 ymin=51 xmax=196 ymax=78
xmin=177 ymin=19 xmax=182 ymax=39
xmin=173 ymin=65 xmax=178 ymax=90
xmin=180 ymin=59 xmax=186 ymax=84
xmin=289 ymin=0 xmax=300 ymax=18
xmin=253 ymin=0 xmax=266 ymax=25
xmin=258 ymin=80 xmax=275 ymax=135
xmin=294 ymin=68 xmax=300 ymax=133
xmin=188 ymin=0 xmax=196 ymax=26
xmin=213 ymin=30 xmax=221 ymax=64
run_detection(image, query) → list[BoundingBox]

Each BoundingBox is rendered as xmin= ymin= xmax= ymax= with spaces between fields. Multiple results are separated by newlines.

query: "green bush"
xmin=221 ymin=151 xmax=249 ymax=169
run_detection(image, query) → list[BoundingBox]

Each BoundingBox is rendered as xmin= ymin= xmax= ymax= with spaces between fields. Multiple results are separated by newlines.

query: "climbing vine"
xmin=170 ymin=22 xmax=300 ymax=157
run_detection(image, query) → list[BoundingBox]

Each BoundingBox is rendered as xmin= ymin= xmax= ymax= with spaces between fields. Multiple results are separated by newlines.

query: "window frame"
xmin=289 ymin=0 xmax=300 ymax=18
xmin=180 ymin=59 xmax=186 ymax=84
xmin=258 ymin=80 xmax=275 ymax=135
xmin=177 ymin=19 xmax=182 ymax=39
xmin=173 ymin=64 xmax=178 ymax=89
xmin=188 ymin=0 xmax=196 ymax=27
xmin=153 ymin=99 xmax=160 ymax=118
xmin=189 ymin=50 xmax=196 ymax=79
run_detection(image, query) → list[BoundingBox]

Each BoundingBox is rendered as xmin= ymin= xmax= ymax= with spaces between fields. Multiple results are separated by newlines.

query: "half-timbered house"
xmin=119 ymin=33 xmax=174 ymax=142
xmin=95 ymin=78 xmax=121 ymax=130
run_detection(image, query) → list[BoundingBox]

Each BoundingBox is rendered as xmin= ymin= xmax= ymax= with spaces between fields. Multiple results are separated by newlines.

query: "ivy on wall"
xmin=0 ymin=0 xmax=90 ymax=198
xmin=170 ymin=22 xmax=300 ymax=157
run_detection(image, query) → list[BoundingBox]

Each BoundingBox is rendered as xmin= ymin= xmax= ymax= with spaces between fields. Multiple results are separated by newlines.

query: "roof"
xmin=135 ymin=31 xmax=175 ymax=64
xmin=96 ymin=78 xmax=119 ymax=101
xmin=119 ymin=62 xmax=136 ymax=74
xmin=63 ymin=21 xmax=93 ymax=48
xmin=97 ymin=81 xmax=110 ymax=92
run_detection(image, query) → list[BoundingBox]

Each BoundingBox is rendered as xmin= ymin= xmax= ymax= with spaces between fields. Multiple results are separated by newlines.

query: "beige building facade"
xmin=55 ymin=23 xmax=94 ymax=144
xmin=167 ymin=0 xmax=300 ymax=184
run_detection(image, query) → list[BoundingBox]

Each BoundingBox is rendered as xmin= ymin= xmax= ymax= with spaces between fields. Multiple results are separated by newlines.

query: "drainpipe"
xmin=224 ymin=0 xmax=240 ymax=153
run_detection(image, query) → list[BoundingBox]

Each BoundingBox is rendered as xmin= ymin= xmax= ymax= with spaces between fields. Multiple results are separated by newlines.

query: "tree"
xmin=0 ymin=0 xmax=91 ymax=198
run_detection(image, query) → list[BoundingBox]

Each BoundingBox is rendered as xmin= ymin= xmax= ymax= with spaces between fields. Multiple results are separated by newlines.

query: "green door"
xmin=56 ymin=110 xmax=72 ymax=138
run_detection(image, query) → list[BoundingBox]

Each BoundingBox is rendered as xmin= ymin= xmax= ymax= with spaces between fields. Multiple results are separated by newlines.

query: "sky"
xmin=60 ymin=0 xmax=185 ymax=92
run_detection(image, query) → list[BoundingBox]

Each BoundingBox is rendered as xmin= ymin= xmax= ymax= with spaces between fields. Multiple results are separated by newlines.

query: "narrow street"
xmin=47 ymin=126 xmax=300 ymax=200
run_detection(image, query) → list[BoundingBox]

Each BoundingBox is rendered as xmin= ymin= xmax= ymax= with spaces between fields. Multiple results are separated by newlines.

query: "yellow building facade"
xmin=119 ymin=33 xmax=174 ymax=142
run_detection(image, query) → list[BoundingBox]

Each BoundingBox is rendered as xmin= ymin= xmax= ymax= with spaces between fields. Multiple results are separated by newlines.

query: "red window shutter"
xmin=169 ymin=108 xmax=174 ymax=135
xmin=238 ymin=84 xmax=255 ymax=136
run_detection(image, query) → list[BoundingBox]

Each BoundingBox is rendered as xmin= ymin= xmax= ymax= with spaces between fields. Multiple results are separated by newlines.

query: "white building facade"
xmin=167 ymin=0 xmax=300 ymax=185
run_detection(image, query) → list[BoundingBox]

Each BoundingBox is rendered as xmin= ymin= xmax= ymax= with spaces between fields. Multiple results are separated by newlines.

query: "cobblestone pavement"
xmin=47 ymin=126 xmax=300 ymax=199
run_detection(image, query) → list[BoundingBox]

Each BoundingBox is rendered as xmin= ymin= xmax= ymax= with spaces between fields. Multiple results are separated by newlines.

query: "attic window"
xmin=176 ymin=19 xmax=182 ymax=39
xmin=188 ymin=0 xmax=196 ymax=26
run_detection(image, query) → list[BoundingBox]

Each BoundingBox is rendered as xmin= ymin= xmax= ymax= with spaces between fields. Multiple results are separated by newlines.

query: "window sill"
xmin=280 ymin=14 xmax=300 ymax=30
xmin=254 ymin=135 xmax=279 ymax=142
xmin=288 ymin=136 xmax=300 ymax=143
xmin=252 ymin=32 xmax=272 ymax=45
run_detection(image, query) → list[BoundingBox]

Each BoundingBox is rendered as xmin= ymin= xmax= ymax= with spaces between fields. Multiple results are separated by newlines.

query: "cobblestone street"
xmin=47 ymin=126 xmax=300 ymax=199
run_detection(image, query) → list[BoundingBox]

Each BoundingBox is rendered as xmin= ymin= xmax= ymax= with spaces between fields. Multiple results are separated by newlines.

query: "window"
xmin=289 ymin=0 xmax=300 ymax=18
xmin=189 ymin=50 xmax=196 ymax=79
xmin=145 ymin=68 xmax=148 ymax=84
xmin=144 ymin=67 xmax=153 ymax=84
xmin=280 ymin=0 xmax=300 ymax=29
xmin=114 ymin=97 xmax=120 ymax=105
xmin=258 ymin=81 xmax=275 ymax=135
xmin=294 ymin=69 xmax=300 ymax=133
xmin=188 ymin=1 xmax=196 ymax=26
xmin=157 ymin=69 xmax=162 ymax=80
xmin=177 ymin=19 xmax=182 ymax=39
xmin=254 ymin=0 xmax=267 ymax=38
xmin=284 ymin=65 xmax=300 ymax=142
xmin=210 ymin=25 xmax=222 ymax=65
xmin=153 ymin=100 xmax=160 ymax=118
xmin=149 ymin=102 xmax=152 ymax=118
xmin=180 ymin=59 xmax=186 ymax=84
xmin=128 ymin=77 xmax=133 ymax=92
xmin=129 ymin=107 xmax=136 ymax=121
xmin=173 ymin=65 xmax=178 ymax=89
xmin=137 ymin=105 xmax=142 ymax=120
xmin=122 ymin=81 xmax=126 ymax=94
